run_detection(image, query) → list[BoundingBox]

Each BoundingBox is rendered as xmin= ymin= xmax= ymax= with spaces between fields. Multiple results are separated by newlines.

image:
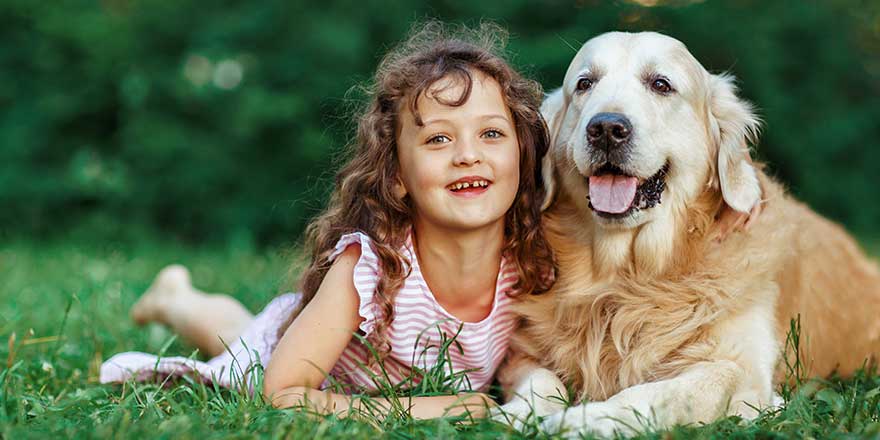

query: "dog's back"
xmin=767 ymin=174 xmax=880 ymax=378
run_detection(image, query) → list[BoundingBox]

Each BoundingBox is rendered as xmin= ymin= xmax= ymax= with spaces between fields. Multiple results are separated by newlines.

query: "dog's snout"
xmin=587 ymin=113 xmax=633 ymax=149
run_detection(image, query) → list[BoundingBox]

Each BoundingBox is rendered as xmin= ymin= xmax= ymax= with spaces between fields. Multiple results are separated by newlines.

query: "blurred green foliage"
xmin=1 ymin=0 xmax=878 ymax=245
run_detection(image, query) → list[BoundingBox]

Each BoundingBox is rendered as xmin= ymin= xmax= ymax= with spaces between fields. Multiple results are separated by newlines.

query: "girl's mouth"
xmin=446 ymin=178 xmax=492 ymax=197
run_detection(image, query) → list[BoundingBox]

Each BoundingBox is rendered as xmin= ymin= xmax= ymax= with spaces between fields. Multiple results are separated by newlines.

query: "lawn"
xmin=1 ymin=237 xmax=879 ymax=439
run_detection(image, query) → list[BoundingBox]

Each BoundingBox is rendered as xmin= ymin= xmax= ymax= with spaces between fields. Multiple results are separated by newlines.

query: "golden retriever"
xmin=494 ymin=31 xmax=880 ymax=437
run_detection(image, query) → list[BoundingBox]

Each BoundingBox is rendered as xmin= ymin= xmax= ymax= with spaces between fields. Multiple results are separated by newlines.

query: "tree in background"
xmin=1 ymin=0 xmax=877 ymax=245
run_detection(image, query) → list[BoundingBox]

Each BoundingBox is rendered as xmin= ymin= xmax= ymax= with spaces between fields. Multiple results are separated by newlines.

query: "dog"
xmin=494 ymin=31 xmax=880 ymax=437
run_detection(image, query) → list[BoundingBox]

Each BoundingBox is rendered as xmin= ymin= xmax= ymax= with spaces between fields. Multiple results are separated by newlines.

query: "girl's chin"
xmin=442 ymin=216 xmax=506 ymax=232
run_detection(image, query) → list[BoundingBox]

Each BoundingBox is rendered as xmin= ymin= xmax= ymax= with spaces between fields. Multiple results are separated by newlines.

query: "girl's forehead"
xmin=401 ymin=71 xmax=509 ymax=127
xmin=426 ymin=71 xmax=503 ymax=105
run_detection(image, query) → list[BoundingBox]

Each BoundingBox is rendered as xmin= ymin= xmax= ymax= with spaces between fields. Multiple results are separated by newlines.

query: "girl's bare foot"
xmin=130 ymin=264 xmax=194 ymax=326
xmin=129 ymin=265 xmax=255 ymax=356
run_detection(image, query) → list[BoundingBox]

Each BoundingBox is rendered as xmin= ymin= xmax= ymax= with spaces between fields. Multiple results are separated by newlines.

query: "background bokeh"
xmin=2 ymin=0 xmax=878 ymax=247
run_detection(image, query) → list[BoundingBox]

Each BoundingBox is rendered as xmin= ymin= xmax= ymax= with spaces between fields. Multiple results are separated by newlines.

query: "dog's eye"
xmin=576 ymin=77 xmax=594 ymax=93
xmin=650 ymin=77 xmax=674 ymax=95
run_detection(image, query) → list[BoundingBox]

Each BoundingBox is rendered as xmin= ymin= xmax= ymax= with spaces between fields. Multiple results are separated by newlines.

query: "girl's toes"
xmin=130 ymin=265 xmax=192 ymax=325
xmin=130 ymin=291 xmax=159 ymax=325
xmin=153 ymin=265 xmax=192 ymax=291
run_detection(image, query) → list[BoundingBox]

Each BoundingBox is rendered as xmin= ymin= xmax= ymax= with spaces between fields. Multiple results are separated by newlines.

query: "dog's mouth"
xmin=587 ymin=163 xmax=669 ymax=218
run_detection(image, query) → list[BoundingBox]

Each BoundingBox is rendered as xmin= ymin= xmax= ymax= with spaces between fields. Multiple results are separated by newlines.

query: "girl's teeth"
xmin=449 ymin=180 xmax=490 ymax=190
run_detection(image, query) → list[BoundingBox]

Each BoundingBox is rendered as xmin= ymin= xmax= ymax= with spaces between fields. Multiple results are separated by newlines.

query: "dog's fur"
xmin=496 ymin=32 xmax=880 ymax=437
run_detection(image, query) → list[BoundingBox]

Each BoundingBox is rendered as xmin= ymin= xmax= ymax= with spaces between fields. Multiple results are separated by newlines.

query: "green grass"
xmin=1 ymin=238 xmax=879 ymax=438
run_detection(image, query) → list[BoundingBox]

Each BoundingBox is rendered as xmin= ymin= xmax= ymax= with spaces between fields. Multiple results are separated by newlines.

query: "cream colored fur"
xmin=496 ymin=32 xmax=880 ymax=438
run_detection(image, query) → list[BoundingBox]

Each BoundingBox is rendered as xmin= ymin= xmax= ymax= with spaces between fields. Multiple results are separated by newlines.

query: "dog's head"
xmin=542 ymin=32 xmax=761 ymax=230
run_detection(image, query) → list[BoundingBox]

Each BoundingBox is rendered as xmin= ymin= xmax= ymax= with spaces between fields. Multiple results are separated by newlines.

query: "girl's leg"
xmin=130 ymin=265 xmax=255 ymax=357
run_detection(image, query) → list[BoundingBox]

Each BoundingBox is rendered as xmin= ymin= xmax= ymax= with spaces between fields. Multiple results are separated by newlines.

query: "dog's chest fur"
xmin=513 ymin=196 xmax=748 ymax=401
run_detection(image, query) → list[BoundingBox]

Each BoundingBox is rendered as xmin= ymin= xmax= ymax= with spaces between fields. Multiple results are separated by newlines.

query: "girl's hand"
xmin=271 ymin=387 xmax=495 ymax=420
xmin=396 ymin=392 xmax=495 ymax=419
xmin=714 ymin=200 xmax=762 ymax=242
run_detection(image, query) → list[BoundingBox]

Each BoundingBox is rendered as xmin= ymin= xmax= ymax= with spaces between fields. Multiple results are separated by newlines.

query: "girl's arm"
xmin=262 ymin=244 xmax=495 ymax=419
xmin=263 ymin=244 xmax=363 ymax=396
xmin=270 ymin=387 xmax=494 ymax=419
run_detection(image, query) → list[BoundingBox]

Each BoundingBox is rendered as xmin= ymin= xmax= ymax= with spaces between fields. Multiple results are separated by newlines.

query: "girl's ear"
xmin=708 ymin=74 xmax=762 ymax=213
xmin=540 ymin=88 xmax=568 ymax=211
xmin=393 ymin=176 xmax=407 ymax=199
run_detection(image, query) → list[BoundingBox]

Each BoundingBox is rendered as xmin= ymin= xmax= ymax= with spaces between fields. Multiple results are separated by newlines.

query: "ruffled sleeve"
xmin=327 ymin=232 xmax=381 ymax=336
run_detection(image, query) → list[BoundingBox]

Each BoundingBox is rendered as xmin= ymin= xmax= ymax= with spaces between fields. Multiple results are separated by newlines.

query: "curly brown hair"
xmin=276 ymin=21 xmax=556 ymax=362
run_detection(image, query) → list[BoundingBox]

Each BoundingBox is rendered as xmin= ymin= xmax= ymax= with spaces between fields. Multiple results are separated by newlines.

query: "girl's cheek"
xmin=499 ymin=145 xmax=521 ymax=181
xmin=408 ymin=169 xmax=441 ymax=197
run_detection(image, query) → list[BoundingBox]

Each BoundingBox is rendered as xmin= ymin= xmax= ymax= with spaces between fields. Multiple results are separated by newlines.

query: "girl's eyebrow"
xmin=420 ymin=117 xmax=451 ymax=126
xmin=482 ymin=114 xmax=512 ymax=123
xmin=421 ymin=114 xmax=511 ymax=127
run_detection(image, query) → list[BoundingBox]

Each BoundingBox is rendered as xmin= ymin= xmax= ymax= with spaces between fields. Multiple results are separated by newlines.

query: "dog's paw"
xmin=771 ymin=392 xmax=785 ymax=409
xmin=540 ymin=402 xmax=627 ymax=439
xmin=490 ymin=399 xmax=534 ymax=432
xmin=491 ymin=395 xmax=566 ymax=432
xmin=730 ymin=392 xmax=786 ymax=420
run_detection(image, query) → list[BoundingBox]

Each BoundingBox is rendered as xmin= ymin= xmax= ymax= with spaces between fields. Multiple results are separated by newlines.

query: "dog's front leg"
xmin=490 ymin=353 xmax=568 ymax=429
xmin=541 ymin=360 xmax=750 ymax=438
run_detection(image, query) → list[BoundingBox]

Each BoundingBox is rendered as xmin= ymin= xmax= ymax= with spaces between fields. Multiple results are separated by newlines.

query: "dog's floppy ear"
xmin=540 ymin=87 xmax=568 ymax=211
xmin=708 ymin=73 xmax=762 ymax=213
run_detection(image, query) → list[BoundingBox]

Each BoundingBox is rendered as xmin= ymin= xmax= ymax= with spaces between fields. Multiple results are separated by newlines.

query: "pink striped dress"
xmin=100 ymin=232 xmax=519 ymax=393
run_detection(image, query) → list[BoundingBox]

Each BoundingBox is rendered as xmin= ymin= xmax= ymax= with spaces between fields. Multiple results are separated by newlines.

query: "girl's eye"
xmin=427 ymin=134 xmax=451 ymax=144
xmin=482 ymin=129 xmax=504 ymax=139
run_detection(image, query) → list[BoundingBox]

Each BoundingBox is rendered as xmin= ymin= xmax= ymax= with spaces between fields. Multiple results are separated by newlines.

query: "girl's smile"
xmin=446 ymin=176 xmax=492 ymax=198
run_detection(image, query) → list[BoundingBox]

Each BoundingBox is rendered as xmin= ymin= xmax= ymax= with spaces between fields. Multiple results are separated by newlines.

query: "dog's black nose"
xmin=587 ymin=112 xmax=633 ymax=149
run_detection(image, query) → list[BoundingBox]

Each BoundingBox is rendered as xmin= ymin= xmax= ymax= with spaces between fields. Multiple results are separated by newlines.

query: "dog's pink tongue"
xmin=589 ymin=175 xmax=638 ymax=214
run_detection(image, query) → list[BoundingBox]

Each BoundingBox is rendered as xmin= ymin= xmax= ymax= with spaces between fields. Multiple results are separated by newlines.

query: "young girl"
xmin=100 ymin=23 xmax=556 ymax=419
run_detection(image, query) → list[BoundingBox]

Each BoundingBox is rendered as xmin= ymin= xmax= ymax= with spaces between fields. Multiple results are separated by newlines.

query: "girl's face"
xmin=396 ymin=71 xmax=520 ymax=233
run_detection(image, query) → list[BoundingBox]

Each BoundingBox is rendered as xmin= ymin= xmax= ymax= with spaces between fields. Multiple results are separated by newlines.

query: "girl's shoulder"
xmin=329 ymin=232 xmax=376 ymax=264
xmin=328 ymin=232 xmax=387 ymax=336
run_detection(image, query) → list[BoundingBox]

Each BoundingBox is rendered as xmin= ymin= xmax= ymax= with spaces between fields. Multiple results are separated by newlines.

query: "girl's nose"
xmin=453 ymin=137 xmax=482 ymax=166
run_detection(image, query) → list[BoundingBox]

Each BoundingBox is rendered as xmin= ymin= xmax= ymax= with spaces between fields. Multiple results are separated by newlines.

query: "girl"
xmin=101 ymin=23 xmax=556 ymax=419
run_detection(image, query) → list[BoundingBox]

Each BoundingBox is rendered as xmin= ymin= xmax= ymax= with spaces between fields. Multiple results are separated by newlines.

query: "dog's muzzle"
xmin=587 ymin=112 xmax=633 ymax=165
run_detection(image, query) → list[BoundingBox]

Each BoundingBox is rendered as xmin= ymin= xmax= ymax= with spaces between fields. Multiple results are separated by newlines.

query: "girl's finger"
xmin=714 ymin=206 xmax=749 ymax=243
xmin=744 ymin=199 xmax=763 ymax=230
